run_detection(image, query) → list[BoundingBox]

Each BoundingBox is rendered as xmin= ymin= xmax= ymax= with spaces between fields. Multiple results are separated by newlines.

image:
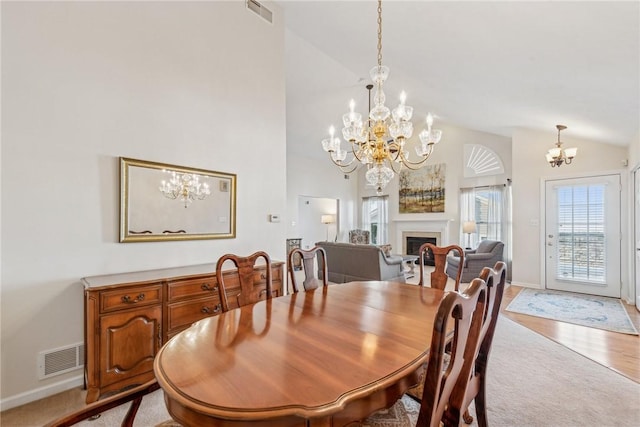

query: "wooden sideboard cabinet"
xmin=82 ymin=262 xmax=283 ymax=403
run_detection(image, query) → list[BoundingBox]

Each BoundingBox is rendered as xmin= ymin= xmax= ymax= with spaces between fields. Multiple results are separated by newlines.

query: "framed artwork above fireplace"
xmin=398 ymin=163 xmax=446 ymax=213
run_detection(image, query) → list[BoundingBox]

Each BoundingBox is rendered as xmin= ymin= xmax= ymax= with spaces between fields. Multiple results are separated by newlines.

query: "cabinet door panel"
xmin=100 ymin=305 xmax=161 ymax=387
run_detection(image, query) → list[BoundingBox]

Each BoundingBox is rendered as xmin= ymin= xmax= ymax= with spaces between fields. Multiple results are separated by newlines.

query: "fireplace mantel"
xmin=392 ymin=218 xmax=454 ymax=255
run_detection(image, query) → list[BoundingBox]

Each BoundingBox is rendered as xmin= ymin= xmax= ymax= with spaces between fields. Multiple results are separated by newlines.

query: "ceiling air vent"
xmin=247 ymin=0 xmax=273 ymax=24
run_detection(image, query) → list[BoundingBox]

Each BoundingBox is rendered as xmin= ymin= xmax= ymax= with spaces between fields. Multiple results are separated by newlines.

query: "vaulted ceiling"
xmin=279 ymin=1 xmax=639 ymax=158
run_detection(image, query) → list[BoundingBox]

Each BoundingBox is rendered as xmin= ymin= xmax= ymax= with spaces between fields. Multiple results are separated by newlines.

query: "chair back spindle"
xmin=418 ymin=243 xmax=465 ymax=291
xmin=216 ymin=251 xmax=273 ymax=311
xmin=288 ymin=246 xmax=329 ymax=292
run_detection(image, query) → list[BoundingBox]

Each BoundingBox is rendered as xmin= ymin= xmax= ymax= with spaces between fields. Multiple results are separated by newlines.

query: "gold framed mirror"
xmin=120 ymin=157 xmax=236 ymax=242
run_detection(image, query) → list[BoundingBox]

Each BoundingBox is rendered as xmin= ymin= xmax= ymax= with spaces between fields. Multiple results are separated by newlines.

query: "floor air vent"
xmin=247 ymin=0 xmax=273 ymax=24
xmin=38 ymin=343 xmax=84 ymax=379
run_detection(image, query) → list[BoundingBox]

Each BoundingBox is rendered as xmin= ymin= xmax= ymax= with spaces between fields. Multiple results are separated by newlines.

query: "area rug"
xmin=506 ymin=288 xmax=639 ymax=335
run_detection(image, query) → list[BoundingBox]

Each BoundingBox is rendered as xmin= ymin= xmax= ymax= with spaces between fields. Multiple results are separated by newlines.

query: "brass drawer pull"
xmin=260 ymin=273 xmax=266 ymax=280
xmin=121 ymin=293 xmax=145 ymax=304
xmin=201 ymin=283 xmax=218 ymax=292
xmin=201 ymin=304 xmax=221 ymax=314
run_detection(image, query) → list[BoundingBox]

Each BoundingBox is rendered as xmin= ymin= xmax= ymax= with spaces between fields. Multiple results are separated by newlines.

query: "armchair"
xmin=446 ymin=240 xmax=504 ymax=283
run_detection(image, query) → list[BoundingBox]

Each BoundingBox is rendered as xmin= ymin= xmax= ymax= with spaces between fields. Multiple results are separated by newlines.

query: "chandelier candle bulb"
xmin=320 ymin=0 xmax=442 ymax=194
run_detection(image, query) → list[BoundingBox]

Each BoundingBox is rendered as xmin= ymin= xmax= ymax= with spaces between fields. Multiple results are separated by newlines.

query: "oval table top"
xmin=154 ymin=280 xmax=446 ymax=426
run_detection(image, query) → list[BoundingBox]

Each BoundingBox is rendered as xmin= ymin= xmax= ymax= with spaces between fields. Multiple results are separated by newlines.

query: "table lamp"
xmin=462 ymin=220 xmax=477 ymax=250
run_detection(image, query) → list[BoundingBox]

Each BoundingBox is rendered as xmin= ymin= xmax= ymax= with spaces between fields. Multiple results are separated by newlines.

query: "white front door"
xmin=544 ymin=174 xmax=621 ymax=297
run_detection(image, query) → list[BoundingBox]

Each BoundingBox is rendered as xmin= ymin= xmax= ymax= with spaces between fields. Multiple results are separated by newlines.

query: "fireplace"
xmin=403 ymin=232 xmax=441 ymax=266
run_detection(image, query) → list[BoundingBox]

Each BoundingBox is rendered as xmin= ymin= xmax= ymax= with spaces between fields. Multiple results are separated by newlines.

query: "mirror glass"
xmin=120 ymin=157 xmax=236 ymax=242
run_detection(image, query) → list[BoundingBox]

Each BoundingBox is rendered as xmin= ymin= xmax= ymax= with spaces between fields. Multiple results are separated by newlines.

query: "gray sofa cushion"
xmin=315 ymin=241 xmax=406 ymax=284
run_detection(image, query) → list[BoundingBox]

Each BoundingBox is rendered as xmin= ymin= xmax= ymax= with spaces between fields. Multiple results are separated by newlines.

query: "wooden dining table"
xmin=154 ymin=280 xmax=447 ymax=427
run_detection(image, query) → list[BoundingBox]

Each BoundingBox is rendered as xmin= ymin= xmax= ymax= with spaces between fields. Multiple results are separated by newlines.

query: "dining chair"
xmin=448 ymin=261 xmax=507 ymax=427
xmin=288 ymin=246 xmax=329 ymax=292
xmin=216 ymin=251 xmax=273 ymax=311
xmin=360 ymin=278 xmax=487 ymax=427
xmin=43 ymin=379 xmax=159 ymax=427
xmin=418 ymin=243 xmax=465 ymax=291
xmin=417 ymin=277 xmax=487 ymax=427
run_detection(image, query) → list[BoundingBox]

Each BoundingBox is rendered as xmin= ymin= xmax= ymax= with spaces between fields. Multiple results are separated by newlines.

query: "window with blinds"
xmin=556 ymin=184 xmax=606 ymax=282
xmin=473 ymin=188 xmax=503 ymax=242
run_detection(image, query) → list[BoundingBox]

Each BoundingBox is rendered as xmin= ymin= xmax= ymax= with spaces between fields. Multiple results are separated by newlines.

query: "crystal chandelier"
xmin=546 ymin=125 xmax=577 ymax=167
xmin=159 ymin=171 xmax=210 ymax=208
xmin=321 ymin=0 xmax=442 ymax=195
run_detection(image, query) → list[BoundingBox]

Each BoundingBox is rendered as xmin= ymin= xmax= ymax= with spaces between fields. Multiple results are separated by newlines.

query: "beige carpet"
xmin=56 ymin=315 xmax=640 ymax=427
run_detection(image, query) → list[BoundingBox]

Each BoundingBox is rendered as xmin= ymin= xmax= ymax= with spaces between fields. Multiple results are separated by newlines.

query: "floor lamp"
xmin=463 ymin=220 xmax=477 ymax=250
xmin=321 ymin=215 xmax=335 ymax=241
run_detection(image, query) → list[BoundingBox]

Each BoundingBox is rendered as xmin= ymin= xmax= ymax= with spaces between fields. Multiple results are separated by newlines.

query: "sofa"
xmin=446 ymin=239 xmax=504 ymax=283
xmin=315 ymin=241 xmax=406 ymax=283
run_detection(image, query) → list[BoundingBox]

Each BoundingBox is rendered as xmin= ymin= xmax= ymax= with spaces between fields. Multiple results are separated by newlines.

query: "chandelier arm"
xmin=385 ymin=159 xmax=403 ymax=175
xmin=339 ymin=163 xmax=359 ymax=174
xmin=327 ymin=154 xmax=356 ymax=168
xmin=398 ymin=146 xmax=435 ymax=169
xmin=350 ymin=141 xmax=369 ymax=163
xmin=401 ymin=158 xmax=431 ymax=170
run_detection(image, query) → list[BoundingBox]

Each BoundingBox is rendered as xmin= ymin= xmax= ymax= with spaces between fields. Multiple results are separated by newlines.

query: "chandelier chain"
xmin=377 ymin=0 xmax=383 ymax=67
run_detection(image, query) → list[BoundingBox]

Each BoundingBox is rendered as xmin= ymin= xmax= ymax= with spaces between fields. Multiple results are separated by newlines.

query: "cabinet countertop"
xmin=82 ymin=261 xmax=282 ymax=290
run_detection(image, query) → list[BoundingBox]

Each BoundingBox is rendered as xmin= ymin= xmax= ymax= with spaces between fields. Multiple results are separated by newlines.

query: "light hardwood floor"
xmin=502 ymin=285 xmax=640 ymax=383
xmin=1 ymin=282 xmax=638 ymax=426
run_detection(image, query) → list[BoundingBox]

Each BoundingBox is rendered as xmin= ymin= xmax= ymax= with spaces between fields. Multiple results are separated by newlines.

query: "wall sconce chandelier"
xmin=321 ymin=0 xmax=442 ymax=195
xmin=546 ymin=125 xmax=577 ymax=167
xmin=159 ymin=171 xmax=210 ymax=208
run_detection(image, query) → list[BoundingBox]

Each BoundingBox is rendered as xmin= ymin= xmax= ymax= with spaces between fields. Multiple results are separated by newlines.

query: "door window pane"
xmin=556 ymin=184 xmax=606 ymax=282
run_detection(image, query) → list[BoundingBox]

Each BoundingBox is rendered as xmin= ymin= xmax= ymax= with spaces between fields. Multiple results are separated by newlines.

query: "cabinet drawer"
xmin=220 ymin=267 xmax=282 ymax=297
xmin=167 ymin=276 xmax=219 ymax=302
xmin=100 ymin=284 xmax=162 ymax=313
xmin=253 ymin=265 xmax=282 ymax=286
xmin=167 ymin=296 xmax=222 ymax=333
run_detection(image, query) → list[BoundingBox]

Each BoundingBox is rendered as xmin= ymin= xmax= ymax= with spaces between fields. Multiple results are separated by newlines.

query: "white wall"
xmin=1 ymin=1 xmax=286 ymax=407
xmin=511 ymin=128 xmax=629 ymax=296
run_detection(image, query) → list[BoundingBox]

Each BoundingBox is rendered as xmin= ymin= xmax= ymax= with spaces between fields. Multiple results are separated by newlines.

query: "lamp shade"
xmin=321 ymin=214 xmax=335 ymax=224
xmin=462 ymin=220 xmax=477 ymax=234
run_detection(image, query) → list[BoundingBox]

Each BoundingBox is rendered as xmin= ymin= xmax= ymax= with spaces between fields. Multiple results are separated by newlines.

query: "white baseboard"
xmin=511 ymin=281 xmax=542 ymax=289
xmin=0 ymin=375 xmax=83 ymax=412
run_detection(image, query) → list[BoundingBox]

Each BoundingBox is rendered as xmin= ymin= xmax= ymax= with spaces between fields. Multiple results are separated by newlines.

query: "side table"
xmin=400 ymin=254 xmax=419 ymax=277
